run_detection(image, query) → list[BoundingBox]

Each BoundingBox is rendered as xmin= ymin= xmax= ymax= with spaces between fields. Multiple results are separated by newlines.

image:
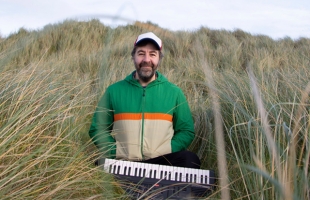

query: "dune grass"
xmin=0 ymin=19 xmax=309 ymax=199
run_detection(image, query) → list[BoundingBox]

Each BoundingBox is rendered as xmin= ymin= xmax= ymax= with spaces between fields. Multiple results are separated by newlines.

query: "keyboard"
xmin=100 ymin=158 xmax=216 ymax=199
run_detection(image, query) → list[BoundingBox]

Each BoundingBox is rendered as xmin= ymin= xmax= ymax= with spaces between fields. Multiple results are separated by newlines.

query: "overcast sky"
xmin=1 ymin=0 xmax=310 ymax=40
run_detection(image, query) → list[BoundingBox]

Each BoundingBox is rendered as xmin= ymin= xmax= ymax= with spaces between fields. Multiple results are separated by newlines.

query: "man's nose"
xmin=143 ymin=54 xmax=151 ymax=62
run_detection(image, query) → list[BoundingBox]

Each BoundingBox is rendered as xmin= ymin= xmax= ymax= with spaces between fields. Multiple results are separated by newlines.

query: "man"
xmin=89 ymin=32 xmax=200 ymax=169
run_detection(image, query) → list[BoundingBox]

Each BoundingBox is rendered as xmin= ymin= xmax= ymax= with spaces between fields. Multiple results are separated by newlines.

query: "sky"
xmin=1 ymin=0 xmax=310 ymax=40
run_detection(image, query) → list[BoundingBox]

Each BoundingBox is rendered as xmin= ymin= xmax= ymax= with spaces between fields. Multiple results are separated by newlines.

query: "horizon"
xmin=1 ymin=0 xmax=310 ymax=40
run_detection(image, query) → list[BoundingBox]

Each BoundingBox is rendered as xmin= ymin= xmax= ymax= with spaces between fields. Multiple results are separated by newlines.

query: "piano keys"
xmin=99 ymin=158 xmax=216 ymax=198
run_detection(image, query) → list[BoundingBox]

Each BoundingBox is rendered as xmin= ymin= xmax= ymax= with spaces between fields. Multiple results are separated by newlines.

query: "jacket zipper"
xmin=140 ymin=87 xmax=146 ymax=160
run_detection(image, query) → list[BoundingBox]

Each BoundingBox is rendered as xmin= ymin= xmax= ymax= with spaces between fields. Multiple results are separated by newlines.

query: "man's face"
xmin=133 ymin=43 xmax=160 ymax=83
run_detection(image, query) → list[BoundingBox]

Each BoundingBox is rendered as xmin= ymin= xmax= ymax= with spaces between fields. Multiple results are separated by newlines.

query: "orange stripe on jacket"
xmin=114 ymin=113 xmax=172 ymax=122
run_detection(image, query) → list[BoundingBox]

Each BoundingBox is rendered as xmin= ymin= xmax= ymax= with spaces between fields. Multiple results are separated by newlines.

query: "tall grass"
xmin=0 ymin=19 xmax=309 ymax=199
xmin=0 ymin=64 xmax=122 ymax=199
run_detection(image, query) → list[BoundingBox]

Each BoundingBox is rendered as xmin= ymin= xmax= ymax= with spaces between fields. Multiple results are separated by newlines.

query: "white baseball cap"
xmin=134 ymin=32 xmax=162 ymax=50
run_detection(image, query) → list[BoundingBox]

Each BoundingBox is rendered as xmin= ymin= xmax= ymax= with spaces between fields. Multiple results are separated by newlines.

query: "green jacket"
xmin=89 ymin=71 xmax=195 ymax=161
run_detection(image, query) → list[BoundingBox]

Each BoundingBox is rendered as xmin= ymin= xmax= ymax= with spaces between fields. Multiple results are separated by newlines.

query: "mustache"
xmin=139 ymin=61 xmax=154 ymax=68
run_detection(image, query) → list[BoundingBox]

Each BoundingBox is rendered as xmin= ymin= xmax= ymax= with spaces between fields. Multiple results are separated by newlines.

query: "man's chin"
xmin=138 ymin=71 xmax=154 ymax=81
xmin=140 ymin=76 xmax=153 ymax=83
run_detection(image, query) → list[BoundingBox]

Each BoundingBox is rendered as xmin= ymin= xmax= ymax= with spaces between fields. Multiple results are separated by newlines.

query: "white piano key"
xmin=128 ymin=161 xmax=135 ymax=176
xmin=185 ymin=172 xmax=189 ymax=182
xmin=159 ymin=165 xmax=163 ymax=179
xmin=125 ymin=161 xmax=132 ymax=176
xmin=123 ymin=165 xmax=128 ymax=175
xmin=112 ymin=159 xmax=120 ymax=174
xmin=122 ymin=161 xmax=128 ymax=174
xmin=179 ymin=167 xmax=186 ymax=182
xmin=194 ymin=169 xmax=199 ymax=183
xmin=196 ymin=169 xmax=203 ymax=184
xmin=115 ymin=165 xmax=119 ymax=174
xmin=177 ymin=170 xmax=182 ymax=182
xmin=188 ymin=168 xmax=193 ymax=182
xmin=117 ymin=160 xmax=125 ymax=175
xmin=160 ymin=166 xmax=165 ymax=179
xmin=137 ymin=162 xmax=144 ymax=177
xmin=153 ymin=163 xmax=160 ymax=178
xmin=103 ymin=158 xmax=111 ymax=173
xmin=133 ymin=162 xmax=139 ymax=176
xmin=162 ymin=166 xmax=168 ymax=180
xmin=169 ymin=166 xmax=176 ymax=181
xmin=113 ymin=162 xmax=119 ymax=174
xmin=162 ymin=165 xmax=167 ymax=179
xmin=112 ymin=164 xmax=116 ymax=174
xmin=174 ymin=171 xmax=179 ymax=181
xmin=190 ymin=168 xmax=198 ymax=183
xmin=105 ymin=159 xmax=113 ymax=173
xmin=165 ymin=165 xmax=175 ymax=181
xmin=143 ymin=163 xmax=151 ymax=178
xmin=206 ymin=170 xmax=210 ymax=184
xmin=156 ymin=164 xmax=162 ymax=179
xmin=152 ymin=169 xmax=157 ymax=179
xmin=202 ymin=169 xmax=209 ymax=184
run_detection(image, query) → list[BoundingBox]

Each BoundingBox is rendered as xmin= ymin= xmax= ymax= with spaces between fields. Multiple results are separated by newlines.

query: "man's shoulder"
xmin=107 ymin=79 xmax=128 ymax=90
xmin=107 ymin=72 xmax=136 ymax=89
xmin=157 ymin=72 xmax=180 ymax=88
xmin=161 ymin=80 xmax=183 ymax=91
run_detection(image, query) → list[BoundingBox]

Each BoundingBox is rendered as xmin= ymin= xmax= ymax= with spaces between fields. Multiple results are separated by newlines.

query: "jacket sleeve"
xmin=88 ymin=90 xmax=116 ymax=158
xmin=171 ymin=90 xmax=195 ymax=152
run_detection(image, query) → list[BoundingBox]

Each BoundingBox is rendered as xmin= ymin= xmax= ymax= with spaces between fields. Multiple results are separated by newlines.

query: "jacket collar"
xmin=125 ymin=71 xmax=168 ymax=87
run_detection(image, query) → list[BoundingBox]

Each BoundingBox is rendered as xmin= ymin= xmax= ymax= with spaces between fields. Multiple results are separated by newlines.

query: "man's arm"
xmin=171 ymin=91 xmax=195 ymax=152
xmin=88 ymin=91 xmax=116 ymax=158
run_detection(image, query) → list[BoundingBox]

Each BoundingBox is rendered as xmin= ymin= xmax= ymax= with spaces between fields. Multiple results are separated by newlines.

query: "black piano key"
xmin=124 ymin=166 xmax=127 ymax=175
xmin=117 ymin=165 xmax=120 ymax=174
xmin=143 ymin=168 xmax=146 ymax=177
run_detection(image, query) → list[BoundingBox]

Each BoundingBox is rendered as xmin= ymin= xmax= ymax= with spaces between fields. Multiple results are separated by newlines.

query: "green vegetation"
xmin=0 ymin=19 xmax=309 ymax=199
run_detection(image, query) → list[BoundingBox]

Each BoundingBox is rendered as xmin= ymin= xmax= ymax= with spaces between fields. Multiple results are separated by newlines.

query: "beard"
xmin=135 ymin=61 xmax=158 ymax=83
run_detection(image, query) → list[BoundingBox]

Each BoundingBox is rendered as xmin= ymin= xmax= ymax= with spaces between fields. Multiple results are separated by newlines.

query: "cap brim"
xmin=135 ymin=38 xmax=161 ymax=50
